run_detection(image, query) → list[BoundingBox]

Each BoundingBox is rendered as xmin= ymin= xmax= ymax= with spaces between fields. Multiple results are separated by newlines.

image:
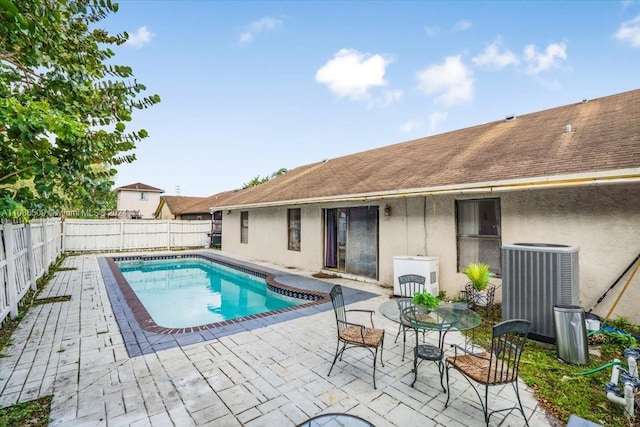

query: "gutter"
xmin=212 ymin=168 xmax=640 ymax=211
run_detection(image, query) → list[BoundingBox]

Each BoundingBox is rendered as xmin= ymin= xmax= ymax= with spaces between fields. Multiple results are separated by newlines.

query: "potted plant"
xmin=412 ymin=291 xmax=440 ymax=311
xmin=462 ymin=262 xmax=494 ymax=306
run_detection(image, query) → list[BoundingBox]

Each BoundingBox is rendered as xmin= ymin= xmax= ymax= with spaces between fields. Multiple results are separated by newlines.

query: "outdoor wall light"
xmin=226 ymin=210 xmax=231 ymax=215
xmin=384 ymin=205 xmax=391 ymax=216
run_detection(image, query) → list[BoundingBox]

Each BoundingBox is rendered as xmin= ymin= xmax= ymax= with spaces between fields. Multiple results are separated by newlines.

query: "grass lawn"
xmin=469 ymin=306 xmax=640 ymax=427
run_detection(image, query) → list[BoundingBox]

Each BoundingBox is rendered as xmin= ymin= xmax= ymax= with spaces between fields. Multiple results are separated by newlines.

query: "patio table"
xmin=379 ymin=299 xmax=482 ymax=332
xmin=379 ymin=299 xmax=482 ymax=387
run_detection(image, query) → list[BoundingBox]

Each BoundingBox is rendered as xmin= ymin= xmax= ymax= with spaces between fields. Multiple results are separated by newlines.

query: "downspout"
xmin=423 ymin=196 xmax=428 ymax=256
xmin=405 ymin=197 xmax=409 ymax=255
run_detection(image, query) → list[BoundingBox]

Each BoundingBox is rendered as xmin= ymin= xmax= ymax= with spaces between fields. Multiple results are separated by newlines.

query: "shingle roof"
xmin=213 ymin=89 xmax=640 ymax=209
xmin=161 ymin=196 xmax=208 ymax=214
xmin=116 ymin=182 xmax=164 ymax=193
xmin=189 ymin=190 xmax=241 ymax=213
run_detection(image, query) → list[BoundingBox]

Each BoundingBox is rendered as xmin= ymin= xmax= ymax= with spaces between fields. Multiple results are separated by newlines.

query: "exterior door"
xmin=324 ymin=207 xmax=378 ymax=279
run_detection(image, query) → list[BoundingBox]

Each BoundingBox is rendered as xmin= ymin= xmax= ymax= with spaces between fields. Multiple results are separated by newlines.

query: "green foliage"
xmin=0 ymin=0 xmax=160 ymax=218
xmin=0 ymin=395 xmax=52 ymax=427
xmin=462 ymin=262 xmax=494 ymax=291
xmin=412 ymin=291 xmax=440 ymax=310
xmin=242 ymin=168 xmax=288 ymax=188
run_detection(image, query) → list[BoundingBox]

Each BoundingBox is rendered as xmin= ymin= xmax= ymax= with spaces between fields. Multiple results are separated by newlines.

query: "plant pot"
xmin=474 ymin=290 xmax=489 ymax=306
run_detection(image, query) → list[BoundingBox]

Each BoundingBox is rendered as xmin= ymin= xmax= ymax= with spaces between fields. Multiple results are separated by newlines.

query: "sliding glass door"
xmin=324 ymin=206 xmax=378 ymax=279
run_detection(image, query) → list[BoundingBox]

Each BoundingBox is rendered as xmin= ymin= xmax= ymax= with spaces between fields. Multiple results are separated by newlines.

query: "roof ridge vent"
xmin=505 ymin=114 xmax=516 ymax=122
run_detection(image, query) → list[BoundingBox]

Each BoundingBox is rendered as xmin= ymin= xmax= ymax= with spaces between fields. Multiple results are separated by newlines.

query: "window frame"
xmin=139 ymin=191 xmax=148 ymax=201
xmin=240 ymin=211 xmax=249 ymax=244
xmin=455 ymin=198 xmax=502 ymax=276
xmin=287 ymin=208 xmax=301 ymax=251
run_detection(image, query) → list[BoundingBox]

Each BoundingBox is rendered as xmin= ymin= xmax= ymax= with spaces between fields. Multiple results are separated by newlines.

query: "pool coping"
xmin=98 ymin=251 xmax=380 ymax=356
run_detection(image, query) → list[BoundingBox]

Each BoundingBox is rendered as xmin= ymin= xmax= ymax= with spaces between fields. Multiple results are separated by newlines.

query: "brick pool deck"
xmin=0 ymin=251 xmax=556 ymax=426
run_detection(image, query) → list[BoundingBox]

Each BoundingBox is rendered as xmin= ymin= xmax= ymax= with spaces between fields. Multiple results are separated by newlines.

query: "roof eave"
xmin=213 ymin=167 xmax=640 ymax=211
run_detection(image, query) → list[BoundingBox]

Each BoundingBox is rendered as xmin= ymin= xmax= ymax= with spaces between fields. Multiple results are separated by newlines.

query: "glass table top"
xmin=379 ymin=299 xmax=482 ymax=332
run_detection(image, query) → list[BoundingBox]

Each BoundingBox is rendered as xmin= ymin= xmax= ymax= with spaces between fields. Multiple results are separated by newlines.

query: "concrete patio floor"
xmin=0 ymin=251 xmax=557 ymax=426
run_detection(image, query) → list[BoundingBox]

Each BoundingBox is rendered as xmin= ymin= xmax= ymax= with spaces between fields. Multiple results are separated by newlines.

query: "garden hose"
xmin=580 ymin=360 xmax=626 ymax=376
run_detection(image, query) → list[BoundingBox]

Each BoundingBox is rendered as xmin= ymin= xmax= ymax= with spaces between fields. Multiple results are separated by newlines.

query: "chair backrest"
xmin=330 ymin=285 xmax=347 ymax=334
xmin=397 ymin=274 xmax=426 ymax=297
xmin=486 ymin=319 xmax=532 ymax=384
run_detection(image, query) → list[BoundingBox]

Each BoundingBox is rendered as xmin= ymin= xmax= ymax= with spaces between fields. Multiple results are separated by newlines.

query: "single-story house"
xmin=115 ymin=182 xmax=164 ymax=219
xmin=154 ymin=196 xmax=209 ymax=220
xmin=209 ymin=89 xmax=640 ymax=322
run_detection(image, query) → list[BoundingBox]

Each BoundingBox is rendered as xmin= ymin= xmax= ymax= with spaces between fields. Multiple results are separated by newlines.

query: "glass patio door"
xmin=324 ymin=207 xmax=378 ymax=279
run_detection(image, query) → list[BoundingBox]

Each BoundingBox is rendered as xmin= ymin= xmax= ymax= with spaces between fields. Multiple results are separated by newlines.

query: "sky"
xmin=106 ymin=1 xmax=640 ymax=197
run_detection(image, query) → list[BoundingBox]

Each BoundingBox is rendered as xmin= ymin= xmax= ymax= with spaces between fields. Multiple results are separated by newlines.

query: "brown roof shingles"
xmin=116 ymin=182 xmax=165 ymax=193
xmin=215 ymin=89 xmax=640 ymax=209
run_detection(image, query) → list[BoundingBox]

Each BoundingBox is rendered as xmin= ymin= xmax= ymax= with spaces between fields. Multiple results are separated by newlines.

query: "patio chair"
xmin=445 ymin=319 xmax=533 ymax=426
xmin=328 ymin=285 xmax=385 ymax=389
xmin=395 ymin=274 xmax=427 ymax=361
xmin=401 ymin=305 xmax=454 ymax=390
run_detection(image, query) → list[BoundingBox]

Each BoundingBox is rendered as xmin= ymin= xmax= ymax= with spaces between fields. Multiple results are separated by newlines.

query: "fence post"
xmin=5 ymin=223 xmax=18 ymax=317
xmin=25 ymin=222 xmax=38 ymax=291
xmin=55 ymin=219 xmax=62 ymax=259
xmin=42 ymin=218 xmax=50 ymax=275
xmin=166 ymin=220 xmax=170 ymax=250
xmin=120 ymin=220 xmax=124 ymax=251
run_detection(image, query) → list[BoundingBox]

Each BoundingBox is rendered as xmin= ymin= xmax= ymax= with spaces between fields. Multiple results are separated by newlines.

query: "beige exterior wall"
xmin=156 ymin=203 xmax=177 ymax=220
xmin=221 ymin=184 xmax=640 ymax=322
xmin=222 ymin=206 xmax=323 ymax=269
xmin=116 ymin=190 xmax=162 ymax=219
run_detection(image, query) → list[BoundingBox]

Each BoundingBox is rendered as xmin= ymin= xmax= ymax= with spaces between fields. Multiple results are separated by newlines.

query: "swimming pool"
xmin=98 ymin=253 xmax=378 ymax=356
xmin=115 ymin=256 xmax=317 ymax=328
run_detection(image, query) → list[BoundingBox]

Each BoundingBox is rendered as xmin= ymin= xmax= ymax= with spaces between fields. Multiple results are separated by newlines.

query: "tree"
xmin=0 ymin=0 xmax=160 ymax=219
xmin=242 ymin=168 xmax=288 ymax=188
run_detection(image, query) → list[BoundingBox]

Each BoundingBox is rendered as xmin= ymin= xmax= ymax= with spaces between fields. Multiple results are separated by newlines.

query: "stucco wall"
xmin=222 ymin=206 xmax=324 ymax=270
xmin=221 ymin=184 xmax=640 ymax=322
xmin=116 ymin=190 xmax=162 ymax=219
xmin=499 ymin=184 xmax=640 ymax=322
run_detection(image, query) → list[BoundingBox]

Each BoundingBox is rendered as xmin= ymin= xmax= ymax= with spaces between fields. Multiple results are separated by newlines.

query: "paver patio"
xmin=0 ymin=251 xmax=557 ymax=426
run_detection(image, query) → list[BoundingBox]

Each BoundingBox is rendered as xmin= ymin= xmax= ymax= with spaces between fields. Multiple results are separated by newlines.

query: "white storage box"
xmin=393 ymin=256 xmax=439 ymax=297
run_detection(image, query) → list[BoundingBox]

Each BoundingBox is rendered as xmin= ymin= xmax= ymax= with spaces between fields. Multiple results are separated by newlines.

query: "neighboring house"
xmin=155 ymin=191 xmax=239 ymax=248
xmin=154 ymin=196 xmax=209 ymax=220
xmin=210 ymin=89 xmax=640 ymax=322
xmin=115 ymin=183 xmax=164 ymax=219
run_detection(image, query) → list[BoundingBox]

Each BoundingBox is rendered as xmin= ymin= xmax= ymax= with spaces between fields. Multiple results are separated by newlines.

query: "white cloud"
xmin=523 ymin=42 xmax=567 ymax=74
xmin=428 ymin=111 xmax=448 ymax=131
xmin=399 ymin=118 xmax=422 ymax=133
xmin=473 ymin=40 xmax=520 ymax=68
xmin=239 ymin=17 xmax=283 ymax=44
xmin=316 ymin=49 xmax=392 ymax=100
xmin=614 ymin=15 xmax=640 ymax=47
xmin=425 ymin=20 xmax=471 ymax=36
xmin=416 ymin=56 xmax=474 ymax=105
xmin=125 ymin=26 xmax=154 ymax=48
xmin=368 ymin=89 xmax=403 ymax=108
xmin=452 ymin=20 xmax=472 ymax=33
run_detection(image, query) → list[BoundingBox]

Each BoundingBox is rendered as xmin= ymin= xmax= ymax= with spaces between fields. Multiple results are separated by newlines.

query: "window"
xmin=140 ymin=192 xmax=148 ymax=201
xmin=456 ymin=198 xmax=502 ymax=275
xmin=240 ymin=211 xmax=249 ymax=244
xmin=288 ymin=208 xmax=301 ymax=251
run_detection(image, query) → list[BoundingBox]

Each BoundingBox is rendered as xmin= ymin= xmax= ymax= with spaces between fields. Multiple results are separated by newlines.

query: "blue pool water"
xmin=116 ymin=257 xmax=305 ymax=328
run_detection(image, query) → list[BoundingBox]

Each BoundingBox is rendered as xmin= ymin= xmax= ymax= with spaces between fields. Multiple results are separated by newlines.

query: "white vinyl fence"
xmin=62 ymin=219 xmax=211 ymax=252
xmin=0 ymin=219 xmax=63 ymax=323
